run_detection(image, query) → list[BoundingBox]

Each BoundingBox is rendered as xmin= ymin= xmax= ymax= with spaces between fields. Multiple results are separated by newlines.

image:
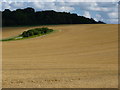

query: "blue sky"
xmin=1 ymin=0 xmax=119 ymax=24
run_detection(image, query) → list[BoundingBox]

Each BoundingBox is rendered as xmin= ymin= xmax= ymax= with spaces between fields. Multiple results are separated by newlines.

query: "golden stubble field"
xmin=2 ymin=24 xmax=118 ymax=88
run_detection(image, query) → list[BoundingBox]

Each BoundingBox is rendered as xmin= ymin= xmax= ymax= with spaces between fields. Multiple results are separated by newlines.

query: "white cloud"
xmin=10 ymin=2 xmax=24 ymax=8
xmin=0 ymin=2 xmax=1 ymax=11
xmin=31 ymin=2 xmax=74 ymax=12
xmin=89 ymin=7 xmax=110 ymax=12
xmin=56 ymin=6 xmax=74 ymax=12
xmin=94 ymin=18 xmax=98 ymax=21
xmin=95 ymin=14 xmax=102 ymax=20
xmin=78 ymin=2 xmax=118 ymax=12
xmin=108 ymin=12 xmax=118 ymax=18
xmin=95 ymin=14 xmax=104 ymax=21
xmin=1 ymin=0 xmax=119 ymax=2
xmin=2 ymin=2 xmax=11 ymax=10
xmin=96 ymin=14 xmax=101 ymax=18
xmin=106 ymin=18 xmax=118 ymax=24
xmin=83 ymin=11 xmax=91 ymax=18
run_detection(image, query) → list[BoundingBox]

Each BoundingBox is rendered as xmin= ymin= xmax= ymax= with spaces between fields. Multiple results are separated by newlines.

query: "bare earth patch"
xmin=2 ymin=24 xmax=118 ymax=88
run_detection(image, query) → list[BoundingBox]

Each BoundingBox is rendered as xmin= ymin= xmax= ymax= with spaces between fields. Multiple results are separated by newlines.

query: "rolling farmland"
xmin=2 ymin=24 xmax=118 ymax=88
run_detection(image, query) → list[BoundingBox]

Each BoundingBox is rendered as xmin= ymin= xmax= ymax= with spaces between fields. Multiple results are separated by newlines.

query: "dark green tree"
xmin=2 ymin=7 xmax=105 ymax=27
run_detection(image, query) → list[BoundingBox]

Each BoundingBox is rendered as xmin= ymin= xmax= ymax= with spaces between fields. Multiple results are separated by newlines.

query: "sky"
xmin=0 ymin=0 xmax=119 ymax=24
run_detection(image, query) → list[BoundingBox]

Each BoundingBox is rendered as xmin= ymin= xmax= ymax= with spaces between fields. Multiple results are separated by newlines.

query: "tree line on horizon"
xmin=2 ymin=7 xmax=105 ymax=26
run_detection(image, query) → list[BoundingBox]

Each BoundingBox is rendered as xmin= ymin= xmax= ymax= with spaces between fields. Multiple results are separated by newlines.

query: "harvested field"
xmin=2 ymin=24 xmax=118 ymax=88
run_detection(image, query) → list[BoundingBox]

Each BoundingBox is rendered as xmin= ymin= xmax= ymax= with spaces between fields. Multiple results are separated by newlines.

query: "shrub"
xmin=21 ymin=27 xmax=53 ymax=37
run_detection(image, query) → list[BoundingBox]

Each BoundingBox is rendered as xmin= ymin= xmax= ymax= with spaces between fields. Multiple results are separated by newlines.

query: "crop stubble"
xmin=2 ymin=24 xmax=118 ymax=88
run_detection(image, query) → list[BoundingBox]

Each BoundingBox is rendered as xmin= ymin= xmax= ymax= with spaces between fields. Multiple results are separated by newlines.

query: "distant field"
xmin=2 ymin=24 xmax=118 ymax=88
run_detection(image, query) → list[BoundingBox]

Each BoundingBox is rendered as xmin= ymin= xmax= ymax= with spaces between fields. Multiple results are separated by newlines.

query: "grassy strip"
xmin=1 ymin=36 xmax=19 ymax=41
xmin=1 ymin=28 xmax=56 ymax=42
